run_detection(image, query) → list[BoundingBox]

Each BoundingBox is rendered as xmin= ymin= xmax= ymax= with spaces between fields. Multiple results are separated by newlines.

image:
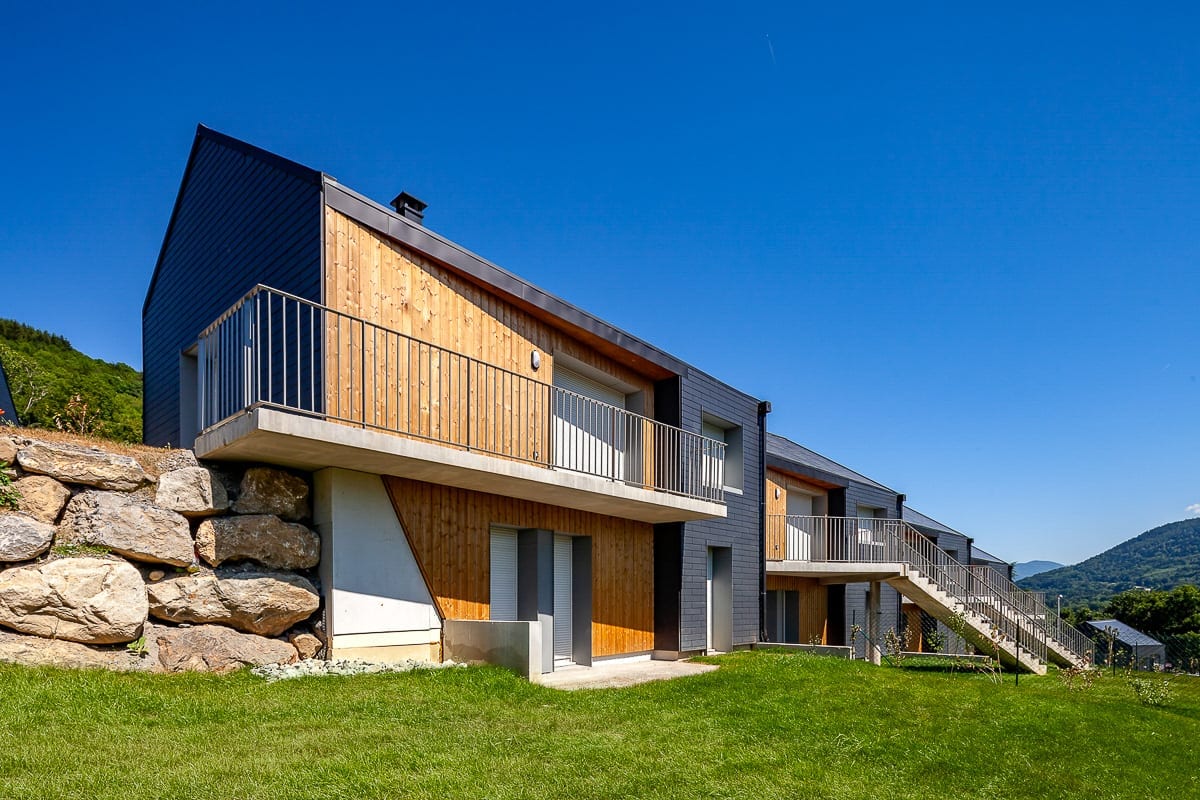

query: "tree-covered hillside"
xmin=0 ymin=318 xmax=141 ymax=443
xmin=1019 ymin=518 xmax=1200 ymax=606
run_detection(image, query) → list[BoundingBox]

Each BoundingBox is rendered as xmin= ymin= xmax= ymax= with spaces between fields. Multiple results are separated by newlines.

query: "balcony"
xmin=192 ymin=286 xmax=727 ymax=523
xmin=766 ymin=515 xmax=1093 ymax=669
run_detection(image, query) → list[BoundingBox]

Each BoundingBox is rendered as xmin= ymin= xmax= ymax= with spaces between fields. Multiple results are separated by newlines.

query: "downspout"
xmin=757 ymin=400 xmax=771 ymax=643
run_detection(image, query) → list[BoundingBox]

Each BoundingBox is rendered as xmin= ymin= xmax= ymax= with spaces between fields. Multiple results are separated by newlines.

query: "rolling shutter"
xmin=489 ymin=528 xmax=518 ymax=621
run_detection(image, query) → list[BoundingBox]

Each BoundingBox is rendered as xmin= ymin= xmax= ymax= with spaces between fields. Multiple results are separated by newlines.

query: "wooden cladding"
xmin=765 ymin=469 xmax=830 ymax=559
xmin=321 ymin=209 xmax=664 ymax=476
xmin=323 ymin=208 xmax=654 ymax=406
xmin=765 ymin=471 xmax=788 ymax=558
xmin=383 ymin=476 xmax=654 ymax=658
xmin=767 ymin=575 xmax=829 ymax=645
xmin=902 ymin=604 xmax=925 ymax=652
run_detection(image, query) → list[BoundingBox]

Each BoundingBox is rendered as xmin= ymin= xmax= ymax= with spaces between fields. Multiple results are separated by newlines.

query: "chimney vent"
xmin=390 ymin=191 xmax=428 ymax=225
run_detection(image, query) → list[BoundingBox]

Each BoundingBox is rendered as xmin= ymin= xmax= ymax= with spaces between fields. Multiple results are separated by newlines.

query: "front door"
xmin=706 ymin=547 xmax=733 ymax=653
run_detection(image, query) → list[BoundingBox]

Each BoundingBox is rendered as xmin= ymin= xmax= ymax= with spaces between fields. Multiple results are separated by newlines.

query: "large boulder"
xmin=155 ymin=467 xmax=229 ymax=518
xmin=0 ymin=629 xmax=153 ymax=672
xmin=147 ymin=569 xmax=320 ymax=636
xmin=0 ymin=437 xmax=18 ymax=465
xmin=16 ymin=441 xmax=148 ymax=491
xmin=195 ymin=515 xmax=319 ymax=569
xmin=0 ymin=557 xmax=147 ymax=644
xmin=153 ymin=624 xmax=298 ymax=673
xmin=58 ymin=491 xmax=194 ymax=566
xmin=151 ymin=449 xmax=199 ymax=474
xmin=14 ymin=475 xmax=72 ymax=524
xmin=232 ymin=467 xmax=310 ymax=521
xmin=0 ymin=513 xmax=55 ymax=562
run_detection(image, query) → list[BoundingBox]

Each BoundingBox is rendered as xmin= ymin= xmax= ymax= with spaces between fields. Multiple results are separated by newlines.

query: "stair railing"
xmin=768 ymin=515 xmax=1049 ymax=665
xmin=970 ymin=566 xmax=1094 ymax=665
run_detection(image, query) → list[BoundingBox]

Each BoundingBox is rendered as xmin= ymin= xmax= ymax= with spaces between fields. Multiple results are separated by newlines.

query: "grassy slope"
xmin=1 ymin=651 xmax=1197 ymax=800
xmin=0 ymin=318 xmax=142 ymax=443
xmin=1021 ymin=519 xmax=1200 ymax=605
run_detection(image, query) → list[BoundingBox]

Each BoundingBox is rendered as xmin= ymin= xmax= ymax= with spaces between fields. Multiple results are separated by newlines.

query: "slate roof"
xmin=902 ymin=505 xmax=960 ymax=536
xmin=146 ymin=125 xmax=764 ymax=405
xmin=969 ymin=545 xmax=1009 ymax=566
xmin=765 ymin=432 xmax=895 ymax=492
xmin=1085 ymin=619 xmax=1164 ymax=648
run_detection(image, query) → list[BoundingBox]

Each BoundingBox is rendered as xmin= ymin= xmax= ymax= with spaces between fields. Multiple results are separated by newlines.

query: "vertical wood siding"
xmin=767 ymin=575 xmax=829 ymax=644
xmin=764 ymin=468 xmax=830 ymax=560
xmin=323 ymin=209 xmax=654 ymax=433
xmin=382 ymin=476 xmax=654 ymax=658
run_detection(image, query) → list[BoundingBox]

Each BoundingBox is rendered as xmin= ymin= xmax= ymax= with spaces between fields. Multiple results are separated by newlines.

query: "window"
xmin=702 ymin=414 xmax=743 ymax=493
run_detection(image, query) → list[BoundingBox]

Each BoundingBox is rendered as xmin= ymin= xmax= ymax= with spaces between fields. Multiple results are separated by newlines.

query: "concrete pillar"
xmin=868 ymin=580 xmax=882 ymax=666
xmin=518 ymin=528 xmax=554 ymax=674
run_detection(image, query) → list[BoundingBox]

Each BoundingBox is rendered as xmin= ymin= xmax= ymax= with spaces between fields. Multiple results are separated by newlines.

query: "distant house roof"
xmin=765 ymin=432 xmax=896 ymax=493
xmin=1085 ymin=619 xmax=1164 ymax=648
xmin=0 ymin=352 xmax=19 ymax=427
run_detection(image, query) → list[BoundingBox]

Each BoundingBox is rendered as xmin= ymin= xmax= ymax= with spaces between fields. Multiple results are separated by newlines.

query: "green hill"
xmin=0 ymin=319 xmax=141 ymax=443
xmin=1019 ymin=518 xmax=1200 ymax=606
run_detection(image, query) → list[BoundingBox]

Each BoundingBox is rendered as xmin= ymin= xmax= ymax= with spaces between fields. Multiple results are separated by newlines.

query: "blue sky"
xmin=2 ymin=2 xmax=1197 ymax=564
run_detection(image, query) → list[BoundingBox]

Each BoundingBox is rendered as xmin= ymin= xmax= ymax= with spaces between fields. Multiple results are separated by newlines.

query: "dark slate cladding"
xmin=0 ymin=356 xmax=18 ymax=426
xmin=677 ymin=367 xmax=764 ymax=652
xmin=142 ymin=129 xmax=323 ymax=446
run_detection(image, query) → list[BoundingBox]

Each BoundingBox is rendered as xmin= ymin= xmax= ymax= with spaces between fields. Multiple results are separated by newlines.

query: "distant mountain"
xmin=1018 ymin=519 xmax=1200 ymax=606
xmin=0 ymin=318 xmax=141 ymax=443
xmin=1013 ymin=560 xmax=1065 ymax=581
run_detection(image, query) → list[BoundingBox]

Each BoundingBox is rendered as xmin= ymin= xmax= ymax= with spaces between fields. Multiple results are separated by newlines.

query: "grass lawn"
xmin=1 ymin=650 xmax=1197 ymax=799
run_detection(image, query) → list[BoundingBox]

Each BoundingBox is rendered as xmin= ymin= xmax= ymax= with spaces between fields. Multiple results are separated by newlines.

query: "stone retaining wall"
xmin=0 ymin=433 xmax=324 ymax=673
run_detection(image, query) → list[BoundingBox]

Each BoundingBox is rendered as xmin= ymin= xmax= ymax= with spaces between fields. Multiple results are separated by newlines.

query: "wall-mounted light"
xmin=531 ymin=350 xmax=541 ymax=371
xmin=774 ymin=487 xmax=781 ymax=499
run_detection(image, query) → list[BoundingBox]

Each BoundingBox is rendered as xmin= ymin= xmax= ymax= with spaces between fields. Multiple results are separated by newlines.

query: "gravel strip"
xmin=252 ymin=657 xmax=463 ymax=682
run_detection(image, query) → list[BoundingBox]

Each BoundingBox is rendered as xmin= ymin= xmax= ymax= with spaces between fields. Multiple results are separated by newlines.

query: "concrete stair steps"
xmin=888 ymin=572 xmax=1047 ymax=675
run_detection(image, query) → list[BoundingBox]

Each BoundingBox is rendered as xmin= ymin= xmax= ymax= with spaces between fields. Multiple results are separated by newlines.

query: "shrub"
xmin=1129 ymin=675 xmax=1176 ymax=707
xmin=0 ymin=461 xmax=19 ymax=510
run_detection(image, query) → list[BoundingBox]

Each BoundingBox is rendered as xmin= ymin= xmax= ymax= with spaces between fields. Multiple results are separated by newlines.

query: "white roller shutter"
xmin=552 ymin=366 xmax=626 ymax=479
xmin=554 ymin=367 xmax=626 ymax=408
xmin=553 ymin=534 xmax=574 ymax=664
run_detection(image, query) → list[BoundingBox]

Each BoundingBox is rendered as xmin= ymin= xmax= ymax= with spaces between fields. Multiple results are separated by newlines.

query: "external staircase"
xmin=766 ymin=516 xmax=1094 ymax=674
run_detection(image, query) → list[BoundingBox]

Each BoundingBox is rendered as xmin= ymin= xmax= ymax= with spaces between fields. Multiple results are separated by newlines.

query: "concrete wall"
xmin=443 ymin=619 xmax=541 ymax=680
xmin=313 ymin=468 xmax=441 ymax=662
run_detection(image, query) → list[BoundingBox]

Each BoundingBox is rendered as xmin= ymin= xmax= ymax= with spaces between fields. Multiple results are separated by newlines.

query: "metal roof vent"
xmin=390 ymin=191 xmax=427 ymax=225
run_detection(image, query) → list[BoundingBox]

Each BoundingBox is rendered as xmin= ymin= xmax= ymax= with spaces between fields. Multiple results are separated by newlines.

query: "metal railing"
xmin=971 ymin=567 xmax=1094 ymax=665
xmin=197 ymin=286 xmax=726 ymax=503
xmin=766 ymin=515 xmax=1051 ymax=665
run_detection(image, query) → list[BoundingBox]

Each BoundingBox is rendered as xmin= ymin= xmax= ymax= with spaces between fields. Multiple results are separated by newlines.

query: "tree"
xmin=1105 ymin=585 xmax=1200 ymax=636
xmin=0 ymin=342 xmax=49 ymax=418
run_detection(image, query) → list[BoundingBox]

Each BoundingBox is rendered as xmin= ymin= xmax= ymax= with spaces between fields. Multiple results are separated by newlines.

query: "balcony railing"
xmin=765 ymin=515 xmax=1079 ymax=665
xmin=197 ymin=286 xmax=726 ymax=503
